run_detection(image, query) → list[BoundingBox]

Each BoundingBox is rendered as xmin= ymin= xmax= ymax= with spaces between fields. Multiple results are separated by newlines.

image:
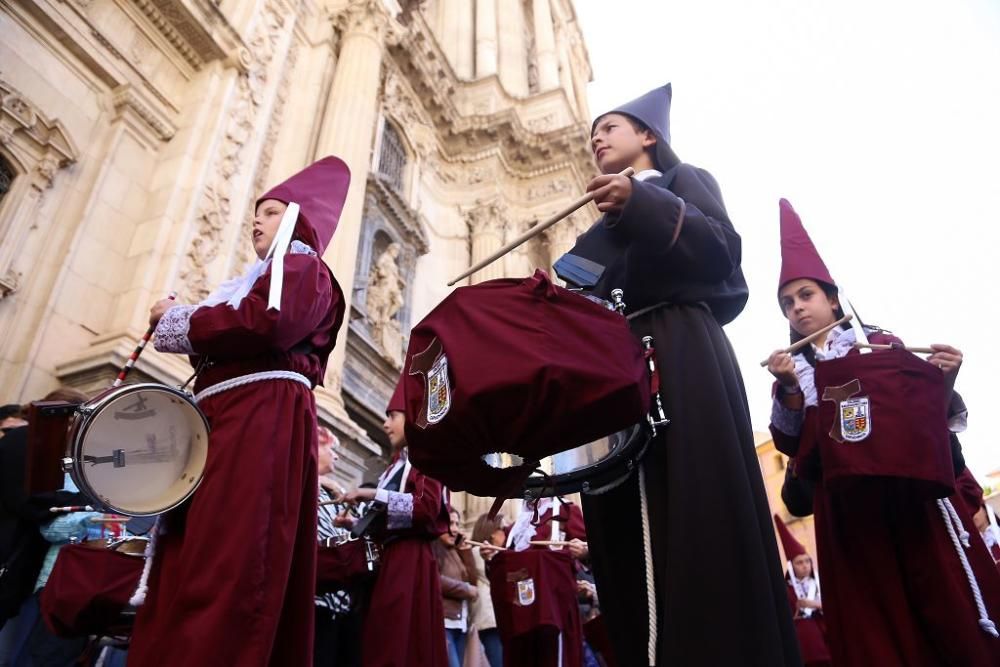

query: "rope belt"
xmin=194 ymin=370 xmax=312 ymax=404
xmin=937 ymin=497 xmax=999 ymax=637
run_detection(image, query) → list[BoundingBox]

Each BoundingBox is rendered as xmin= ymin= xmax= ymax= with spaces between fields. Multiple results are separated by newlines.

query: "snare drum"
xmin=63 ymin=383 xmax=209 ymax=516
xmin=523 ymin=422 xmax=653 ymax=497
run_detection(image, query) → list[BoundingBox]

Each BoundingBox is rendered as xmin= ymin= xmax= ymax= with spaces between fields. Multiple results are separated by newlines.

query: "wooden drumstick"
xmin=759 ymin=314 xmax=853 ymax=367
xmin=447 ymin=167 xmax=635 ymax=286
xmin=114 ymin=291 xmax=177 ymax=387
xmin=853 ymin=343 xmax=935 ymax=354
xmin=529 ymin=540 xmax=586 ymax=547
xmin=49 ymin=505 xmax=94 ymax=513
xmin=465 ymin=540 xmax=506 ymax=551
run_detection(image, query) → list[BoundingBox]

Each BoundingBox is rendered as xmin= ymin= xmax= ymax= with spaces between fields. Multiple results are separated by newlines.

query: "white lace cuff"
xmin=154 ymin=305 xmax=197 ymax=354
xmin=948 ymin=409 xmax=968 ymax=434
xmin=384 ymin=491 xmax=414 ymax=530
xmin=771 ymin=396 xmax=804 ymax=437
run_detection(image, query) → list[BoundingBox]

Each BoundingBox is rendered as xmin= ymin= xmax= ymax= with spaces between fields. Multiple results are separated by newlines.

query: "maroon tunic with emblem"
xmin=771 ymin=337 xmax=1000 ymax=666
xmin=128 ymin=254 xmax=344 ymax=666
xmin=362 ymin=456 xmax=450 ymax=667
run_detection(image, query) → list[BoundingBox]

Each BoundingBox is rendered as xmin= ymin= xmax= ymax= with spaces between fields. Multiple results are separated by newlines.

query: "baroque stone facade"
xmin=0 ymin=0 xmax=597 ymax=508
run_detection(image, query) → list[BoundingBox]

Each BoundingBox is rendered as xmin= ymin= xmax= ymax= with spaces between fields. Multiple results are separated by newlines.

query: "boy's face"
xmin=791 ymin=554 xmax=813 ymax=579
xmin=591 ymin=113 xmax=657 ymax=174
xmin=382 ymin=411 xmax=406 ymax=450
xmin=252 ymin=198 xmax=287 ymax=260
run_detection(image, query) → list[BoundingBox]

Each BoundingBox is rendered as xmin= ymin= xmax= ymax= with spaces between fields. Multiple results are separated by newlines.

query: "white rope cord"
xmin=936 ymin=498 xmax=999 ymax=637
xmin=129 ymin=517 xmax=160 ymax=607
xmin=944 ymin=497 xmax=972 ymax=547
xmin=638 ymin=463 xmax=658 ymax=665
xmin=94 ymin=646 xmax=110 ymax=667
xmin=194 ymin=370 xmax=311 ymax=404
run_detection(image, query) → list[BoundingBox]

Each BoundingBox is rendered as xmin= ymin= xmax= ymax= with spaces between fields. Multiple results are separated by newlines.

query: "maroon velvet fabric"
xmin=362 ymin=465 xmax=449 ymax=666
xmin=316 ymin=540 xmax=374 ymax=592
xmin=954 ymin=467 xmax=986 ymax=517
xmin=487 ymin=549 xmax=582 ymax=667
xmin=523 ymin=502 xmax=586 ymax=548
xmin=778 ymin=410 xmax=1000 ymax=665
xmin=774 ymin=513 xmax=807 ymax=561
xmin=777 ymin=198 xmax=836 ymax=293
xmin=813 ymin=347 xmax=954 ymax=499
xmin=129 ymin=257 xmax=342 ymax=666
xmin=403 ymin=270 xmax=649 ymax=496
xmin=256 ymin=155 xmax=350 ymax=255
xmin=40 ymin=544 xmax=142 ymax=637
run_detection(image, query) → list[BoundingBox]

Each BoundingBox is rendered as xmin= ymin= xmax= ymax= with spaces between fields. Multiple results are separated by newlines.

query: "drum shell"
xmin=813 ymin=348 xmax=954 ymax=499
xmin=40 ymin=543 xmax=143 ymax=637
xmin=404 ymin=270 xmax=650 ymax=496
xmin=487 ymin=550 xmax=579 ymax=642
xmin=65 ymin=384 xmax=208 ymax=516
xmin=316 ymin=539 xmax=378 ymax=591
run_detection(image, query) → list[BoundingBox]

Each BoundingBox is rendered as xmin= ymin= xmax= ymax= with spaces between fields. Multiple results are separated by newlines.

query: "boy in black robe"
xmin=554 ymin=84 xmax=800 ymax=666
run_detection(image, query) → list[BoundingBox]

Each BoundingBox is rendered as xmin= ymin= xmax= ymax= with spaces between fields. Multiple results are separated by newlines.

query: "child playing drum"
xmin=130 ymin=156 xmax=350 ymax=666
xmin=766 ymin=198 xmax=1000 ymax=666
xmin=554 ymin=83 xmax=799 ymax=665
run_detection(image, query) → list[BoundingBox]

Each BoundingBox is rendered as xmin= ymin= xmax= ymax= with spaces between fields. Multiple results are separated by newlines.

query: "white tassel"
xmin=266 ymin=202 xmax=300 ymax=311
xmin=129 ymin=517 xmax=161 ymax=607
xmin=937 ymin=499 xmax=999 ymax=637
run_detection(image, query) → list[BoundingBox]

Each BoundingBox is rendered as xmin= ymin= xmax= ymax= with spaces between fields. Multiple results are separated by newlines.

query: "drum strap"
xmin=193 ymin=370 xmax=311 ymax=403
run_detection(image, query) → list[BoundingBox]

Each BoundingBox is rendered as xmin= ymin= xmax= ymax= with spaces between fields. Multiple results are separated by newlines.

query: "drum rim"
xmin=522 ymin=422 xmax=652 ymax=497
xmin=67 ymin=383 xmax=209 ymax=517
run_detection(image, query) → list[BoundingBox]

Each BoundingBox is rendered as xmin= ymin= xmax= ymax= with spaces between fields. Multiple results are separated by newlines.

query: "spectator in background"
xmin=433 ymin=508 xmax=478 ymax=667
xmin=469 ymin=513 xmax=506 ymax=667
xmin=314 ymin=426 xmax=360 ymax=667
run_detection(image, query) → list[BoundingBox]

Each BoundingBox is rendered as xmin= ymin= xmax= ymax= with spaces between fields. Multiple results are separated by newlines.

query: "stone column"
xmin=455 ymin=0 xmax=475 ymax=79
xmin=314 ymin=0 xmax=389 ymax=412
xmin=546 ymin=212 xmax=584 ymax=275
xmin=531 ymin=0 xmax=559 ymax=91
xmin=475 ymin=0 xmax=497 ymax=78
xmin=496 ymin=0 xmax=528 ymax=96
xmin=467 ymin=200 xmax=507 ymax=283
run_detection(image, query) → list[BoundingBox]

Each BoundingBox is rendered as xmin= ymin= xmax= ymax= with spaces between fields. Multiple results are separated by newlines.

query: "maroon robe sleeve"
xmin=563 ymin=503 xmax=587 ymax=542
xmin=604 ymin=171 xmax=741 ymax=283
xmin=382 ymin=467 xmax=448 ymax=539
xmin=186 ymin=254 xmax=335 ymax=357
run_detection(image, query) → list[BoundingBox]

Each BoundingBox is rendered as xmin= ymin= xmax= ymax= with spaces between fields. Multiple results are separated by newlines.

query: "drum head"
xmin=70 ymin=384 xmax=208 ymax=516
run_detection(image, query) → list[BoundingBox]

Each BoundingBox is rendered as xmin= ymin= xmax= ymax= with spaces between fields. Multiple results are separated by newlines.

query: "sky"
xmin=573 ymin=0 xmax=1000 ymax=481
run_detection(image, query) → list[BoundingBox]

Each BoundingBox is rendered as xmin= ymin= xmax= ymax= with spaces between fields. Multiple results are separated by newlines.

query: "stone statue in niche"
xmin=365 ymin=242 xmax=405 ymax=366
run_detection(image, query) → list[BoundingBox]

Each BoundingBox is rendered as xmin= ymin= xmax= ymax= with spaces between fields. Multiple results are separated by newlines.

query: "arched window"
xmin=377 ymin=121 xmax=406 ymax=194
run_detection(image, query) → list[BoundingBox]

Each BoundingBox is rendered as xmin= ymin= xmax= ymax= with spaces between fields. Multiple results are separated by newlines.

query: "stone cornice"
xmin=366 ymin=174 xmax=430 ymax=254
xmin=111 ymin=84 xmax=178 ymax=141
xmin=131 ymin=0 xmax=245 ymax=70
xmin=387 ymin=11 xmax=596 ymax=190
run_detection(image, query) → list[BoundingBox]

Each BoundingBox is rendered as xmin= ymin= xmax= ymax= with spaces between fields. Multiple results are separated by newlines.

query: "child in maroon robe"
xmin=773 ymin=514 xmax=831 ymax=666
xmin=765 ymin=198 xmax=1000 ymax=666
xmin=130 ymin=156 xmax=350 ymax=666
xmin=341 ymin=382 xmax=450 ymax=667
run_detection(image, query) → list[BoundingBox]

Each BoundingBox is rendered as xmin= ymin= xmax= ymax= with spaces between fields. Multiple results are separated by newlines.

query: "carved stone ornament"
xmin=0 ymin=80 xmax=78 ymax=189
xmin=179 ymin=0 xmax=287 ymax=302
xmin=466 ymin=199 xmax=507 ymax=238
xmin=365 ymin=243 xmax=405 ymax=365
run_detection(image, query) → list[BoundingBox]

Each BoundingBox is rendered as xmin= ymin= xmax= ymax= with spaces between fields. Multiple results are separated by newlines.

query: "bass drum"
xmin=520 ymin=422 xmax=653 ymax=497
xmin=64 ymin=383 xmax=209 ymax=516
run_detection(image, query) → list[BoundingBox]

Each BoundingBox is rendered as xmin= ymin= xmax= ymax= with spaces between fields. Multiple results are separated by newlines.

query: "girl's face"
xmin=779 ymin=279 xmax=839 ymax=336
xmin=440 ymin=511 xmax=461 ymax=547
xmin=791 ymin=554 xmax=813 ymax=579
xmin=253 ymin=199 xmax=287 ymax=260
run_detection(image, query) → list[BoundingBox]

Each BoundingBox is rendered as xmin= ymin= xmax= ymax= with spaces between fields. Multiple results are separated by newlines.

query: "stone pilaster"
xmin=475 ymin=0 xmax=497 ymax=78
xmin=531 ymin=0 xmax=559 ymax=91
xmin=467 ymin=199 xmax=508 ymax=284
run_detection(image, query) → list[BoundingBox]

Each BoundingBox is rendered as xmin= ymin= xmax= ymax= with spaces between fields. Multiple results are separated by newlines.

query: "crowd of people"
xmin=1 ymin=80 xmax=1000 ymax=667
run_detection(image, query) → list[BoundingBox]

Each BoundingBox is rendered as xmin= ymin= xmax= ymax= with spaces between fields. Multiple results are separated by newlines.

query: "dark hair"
xmin=42 ymin=387 xmax=89 ymax=404
xmin=592 ymin=113 xmax=658 ymax=165
xmin=0 ymin=403 xmax=25 ymax=421
xmin=471 ymin=513 xmax=505 ymax=544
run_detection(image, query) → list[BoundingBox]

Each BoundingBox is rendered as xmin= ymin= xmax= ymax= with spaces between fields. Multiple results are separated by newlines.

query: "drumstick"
xmin=465 ymin=540 xmax=506 ymax=551
xmin=853 ymin=343 xmax=935 ymax=354
xmin=759 ymin=314 xmax=853 ymax=367
xmin=529 ymin=540 xmax=586 ymax=547
xmin=49 ymin=505 xmax=94 ymax=513
xmin=114 ymin=292 xmax=177 ymax=387
xmin=447 ymin=167 xmax=635 ymax=286
xmin=87 ymin=517 xmax=130 ymax=523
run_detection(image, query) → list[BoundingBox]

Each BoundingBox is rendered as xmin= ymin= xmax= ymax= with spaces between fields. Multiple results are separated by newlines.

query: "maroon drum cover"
xmin=402 ymin=270 xmax=650 ymax=496
xmin=814 ymin=347 xmax=954 ymax=498
xmin=40 ymin=543 xmax=143 ymax=637
xmin=487 ymin=549 xmax=581 ymax=666
xmin=316 ymin=539 xmax=375 ymax=592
